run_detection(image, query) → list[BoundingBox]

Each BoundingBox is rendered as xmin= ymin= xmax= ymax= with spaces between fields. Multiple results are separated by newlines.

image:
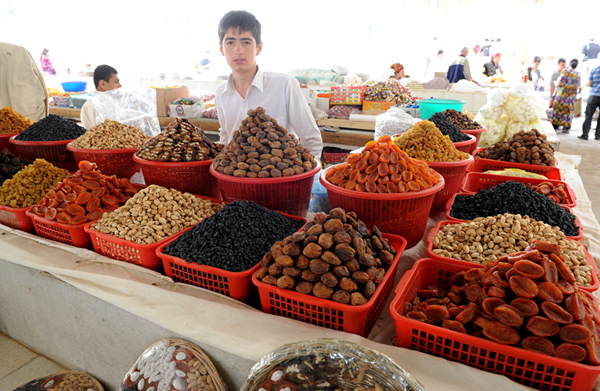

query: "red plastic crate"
xmin=0 ymin=204 xmax=34 ymax=233
xmin=425 ymin=219 xmax=598 ymax=292
xmin=83 ymin=195 xmax=224 ymax=272
xmin=390 ymin=257 xmax=600 ymax=391
xmin=444 ymin=194 xmax=584 ymax=241
xmin=26 ymin=209 xmax=91 ymax=248
xmin=156 ymin=211 xmax=307 ymax=303
xmin=320 ymin=166 xmax=444 ymax=248
xmin=426 ymin=155 xmax=473 ymax=213
xmin=0 ymin=133 xmax=18 ymax=154
xmin=67 ymin=143 xmax=138 ymax=178
xmin=468 ymin=155 xmax=564 ymax=180
xmin=462 ymin=172 xmax=577 ymax=208
xmin=453 ymin=134 xmax=476 ymax=153
xmin=211 ymin=162 xmax=320 ymax=219
xmin=133 ymin=154 xmax=220 ymax=199
xmin=9 ymin=136 xmax=78 ymax=171
xmin=253 ymin=233 xmax=407 ymax=337
xmin=461 ymin=126 xmax=486 ymax=153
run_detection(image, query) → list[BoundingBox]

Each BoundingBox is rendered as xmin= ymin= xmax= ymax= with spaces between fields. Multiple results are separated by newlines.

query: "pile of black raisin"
xmin=163 ymin=200 xmax=305 ymax=272
xmin=14 ymin=114 xmax=86 ymax=141
xmin=0 ymin=148 xmax=30 ymax=184
xmin=449 ymin=181 xmax=579 ymax=237
xmin=427 ymin=112 xmax=471 ymax=142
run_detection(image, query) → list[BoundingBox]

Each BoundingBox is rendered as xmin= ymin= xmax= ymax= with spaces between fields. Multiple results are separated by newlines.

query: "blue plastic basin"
xmin=61 ymin=81 xmax=87 ymax=92
xmin=419 ymin=99 xmax=466 ymax=119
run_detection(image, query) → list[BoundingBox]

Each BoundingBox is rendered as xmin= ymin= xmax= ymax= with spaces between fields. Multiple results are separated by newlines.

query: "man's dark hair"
xmin=218 ymin=10 xmax=261 ymax=46
xmin=93 ymin=65 xmax=118 ymax=88
xmin=570 ymin=58 xmax=579 ymax=69
xmin=533 ymin=56 xmax=542 ymax=63
xmin=558 ymin=58 xmax=566 ymax=64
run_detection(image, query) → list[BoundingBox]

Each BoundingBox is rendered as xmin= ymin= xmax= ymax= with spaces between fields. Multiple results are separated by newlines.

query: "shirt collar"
xmin=222 ymin=66 xmax=264 ymax=96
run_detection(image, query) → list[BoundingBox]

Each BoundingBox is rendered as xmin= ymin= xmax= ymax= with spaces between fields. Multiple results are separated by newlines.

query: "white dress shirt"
xmin=80 ymin=91 xmax=100 ymax=130
xmin=215 ymin=68 xmax=323 ymax=158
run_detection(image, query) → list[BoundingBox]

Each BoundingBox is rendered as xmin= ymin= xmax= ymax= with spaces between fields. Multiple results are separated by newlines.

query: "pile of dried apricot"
xmin=531 ymin=181 xmax=570 ymax=205
xmin=30 ymin=160 xmax=143 ymax=225
xmin=324 ymin=135 xmax=440 ymax=193
xmin=404 ymin=240 xmax=600 ymax=364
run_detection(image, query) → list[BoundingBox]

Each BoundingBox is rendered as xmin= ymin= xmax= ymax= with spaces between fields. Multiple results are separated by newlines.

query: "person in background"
xmin=425 ymin=50 xmax=445 ymax=80
xmin=446 ymin=47 xmax=473 ymax=83
xmin=39 ymin=48 xmax=56 ymax=76
xmin=214 ymin=10 xmax=323 ymax=158
xmin=578 ymin=63 xmax=600 ymax=140
xmin=196 ymin=51 xmax=213 ymax=73
xmin=0 ymin=42 xmax=49 ymax=121
xmin=80 ymin=65 xmax=122 ymax=129
xmin=480 ymin=39 xmax=490 ymax=58
xmin=482 ymin=53 xmax=503 ymax=77
xmin=580 ymin=38 xmax=600 ymax=82
xmin=552 ymin=59 xmax=581 ymax=133
xmin=549 ymin=58 xmax=567 ymax=118
xmin=525 ymin=56 xmax=545 ymax=86
xmin=390 ymin=63 xmax=409 ymax=79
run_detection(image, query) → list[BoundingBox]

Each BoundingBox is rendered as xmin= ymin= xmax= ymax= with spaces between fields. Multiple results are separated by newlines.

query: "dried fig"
xmin=296 ymin=281 xmax=314 ymax=295
xmin=306 ymin=223 xmax=324 ymax=236
xmin=321 ymin=251 xmax=342 ymax=266
xmin=262 ymin=275 xmax=278 ymax=286
xmin=312 ymin=282 xmax=334 ymax=299
xmin=345 ymin=259 xmax=360 ymax=273
xmin=363 ymin=280 xmax=376 ymax=299
xmin=277 ymin=275 xmax=295 ymax=289
xmin=332 ymin=290 xmax=351 ymax=304
xmin=351 ymin=292 xmax=368 ymax=306
xmin=324 ymin=219 xmax=344 ymax=233
xmin=318 ymin=233 xmax=334 ymax=249
xmin=283 ymin=266 xmax=301 ymax=278
xmin=321 ymin=272 xmax=339 ymax=288
xmin=257 ymin=267 xmax=269 ymax=280
xmin=339 ymin=277 xmax=358 ymax=292
xmin=303 ymin=242 xmax=323 ymax=259
xmin=268 ymin=263 xmax=283 ymax=276
xmin=334 ymin=231 xmax=352 ymax=245
xmin=309 ymin=258 xmax=330 ymax=275
xmin=295 ymin=255 xmax=310 ymax=269
xmin=352 ymin=271 xmax=370 ymax=284
xmin=335 ymin=243 xmax=356 ymax=261
xmin=261 ymin=252 xmax=274 ymax=267
xmin=301 ymin=269 xmax=320 ymax=283
xmin=329 ymin=208 xmax=347 ymax=222
xmin=333 ymin=265 xmax=350 ymax=279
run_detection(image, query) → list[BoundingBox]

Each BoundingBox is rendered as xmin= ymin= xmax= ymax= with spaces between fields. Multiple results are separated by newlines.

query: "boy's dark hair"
xmin=558 ymin=58 xmax=566 ymax=64
xmin=570 ymin=58 xmax=579 ymax=69
xmin=93 ymin=65 xmax=118 ymax=88
xmin=218 ymin=10 xmax=261 ymax=46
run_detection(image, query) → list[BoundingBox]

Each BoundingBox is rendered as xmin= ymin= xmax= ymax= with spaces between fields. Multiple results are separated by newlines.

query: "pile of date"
xmin=403 ymin=240 xmax=600 ymax=364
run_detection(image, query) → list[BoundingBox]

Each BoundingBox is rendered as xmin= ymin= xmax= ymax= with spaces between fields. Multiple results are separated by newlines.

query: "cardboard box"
xmin=362 ymin=100 xmax=396 ymax=115
xmin=168 ymin=98 xmax=205 ymax=119
xmin=155 ymin=86 xmax=189 ymax=117
xmin=575 ymin=96 xmax=582 ymax=117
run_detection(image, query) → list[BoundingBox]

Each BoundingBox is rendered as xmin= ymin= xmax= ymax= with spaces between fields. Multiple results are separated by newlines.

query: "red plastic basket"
xmin=426 ymin=155 xmax=473 ymax=213
xmin=320 ymin=166 xmax=444 ymax=248
xmin=156 ymin=211 xmax=307 ymax=303
xmin=444 ymin=194 xmax=584 ymax=241
xmin=452 ymin=134 xmax=477 ymax=153
xmin=26 ymin=209 xmax=91 ymax=248
xmin=0 ymin=133 xmax=18 ymax=154
xmin=83 ymin=194 xmax=224 ymax=272
xmin=462 ymin=172 xmax=577 ymax=208
xmin=390 ymin=257 xmax=600 ymax=391
xmin=253 ymin=233 xmax=407 ymax=337
xmin=0 ymin=204 xmax=34 ymax=233
xmin=133 ymin=154 xmax=220 ymax=199
xmin=461 ymin=126 xmax=486 ymax=153
xmin=210 ymin=162 xmax=321 ymax=218
xmin=425 ymin=219 xmax=598 ymax=292
xmin=67 ymin=143 xmax=138 ymax=178
xmin=9 ymin=136 xmax=77 ymax=171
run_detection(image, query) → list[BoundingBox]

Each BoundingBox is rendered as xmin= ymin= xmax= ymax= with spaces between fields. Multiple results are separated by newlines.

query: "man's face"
xmin=558 ymin=62 xmax=567 ymax=71
xmin=219 ymin=28 xmax=262 ymax=74
xmin=98 ymin=73 xmax=121 ymax=92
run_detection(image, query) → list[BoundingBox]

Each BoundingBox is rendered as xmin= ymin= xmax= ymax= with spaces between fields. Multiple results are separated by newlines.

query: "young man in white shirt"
xmin=80 ymin=65 xmax=122 ymax=129
xmin=215 ymin=10 xmax=323 ymax=159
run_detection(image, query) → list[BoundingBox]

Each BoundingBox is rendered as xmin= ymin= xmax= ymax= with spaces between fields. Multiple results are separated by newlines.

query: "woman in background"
xmin=39 ymin=48 xmax=56 ymax=75
xmin=552 ymin=58 xmax=582 ymax=133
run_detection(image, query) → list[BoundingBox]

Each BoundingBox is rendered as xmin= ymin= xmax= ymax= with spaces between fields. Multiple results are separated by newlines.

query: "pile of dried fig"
xmin=256 ymin=208 xmax=397 ymax=305
xmin=212 ymin=107 xmax=317 ymax=178
xmin=476 ymin=129 xmax=555 ymax=166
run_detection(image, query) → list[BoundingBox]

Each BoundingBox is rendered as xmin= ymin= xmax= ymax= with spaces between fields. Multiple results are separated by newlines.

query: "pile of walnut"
xmin=257 ymin=208 xmax=397 ymax=305
xmin=475 ymin=129 xmax=555 ymax=166
xmin=136 ymin=118 xmax=222 ymax=162
xmin=212 ymin=107 xmax=317 ymax=178
xmin=404 ymin=240 xmax=600 ymax=364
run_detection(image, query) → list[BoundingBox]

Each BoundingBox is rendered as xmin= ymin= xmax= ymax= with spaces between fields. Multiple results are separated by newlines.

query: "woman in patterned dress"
xmin=552 ymin=58 xmax=582 ymax=132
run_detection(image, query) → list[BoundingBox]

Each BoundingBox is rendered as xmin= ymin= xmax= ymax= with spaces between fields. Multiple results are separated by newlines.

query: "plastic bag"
xmin=93 ymin=88 xmax=160 ymax=136
xmin=487 ymin=87 xmax=510 ymax=107
xmin=477 ymin=114 xmax=509 ymax=146
xmin=374 ymin=106 xmax=418 ymax=139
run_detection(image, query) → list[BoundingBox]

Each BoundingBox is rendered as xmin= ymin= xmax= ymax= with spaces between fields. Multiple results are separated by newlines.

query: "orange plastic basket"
xmin=156 ymin=211 xmax=307 ymax=303
xmin=320 ymin=166 xmax=444 ymax=248
xmin=0 ymin=204 xmax=34 ymax=233
xmin=83 ymin=194 xmax=224 ymax=273
xmin=9 ymin=136 xmax=77 ymax=171
xmin=210 ymin=162 xmax=321 ymax=218
xmin=425 ymin=219 xmax=598 ymax=292
xmin=133 ymin=154 xmax=220 ymax=199
xmin=426 ymin=154 xmax=473 ymax=213
xmin=0 ymin=133 xmax=18 ymax=154
xmin=67 ymin=143 xmax=138 ymax=178
xmin=462 ymin=172 xmax=577 ymax=208
xmin=461 ymin=126 xmax=486 ymax=153
xmin=26 ymin=209 xmax=91 ymax=248
xmin=252 ymin=233 xmax=407 ymax=337
xmin=444 ymin=194 xmax=584 ymax=241
xmin=452 ymin=134 xmax=476 ymax=153
xmin=390 ymin=257 xmax=600 ymax=391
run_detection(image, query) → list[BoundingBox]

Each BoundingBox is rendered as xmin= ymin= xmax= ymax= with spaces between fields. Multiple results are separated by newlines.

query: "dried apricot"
xmin=86 ymin=197 xmax=101 ymax=212
xmin=346 ymin=153 xmax=361 ymax=164
xmin=83 ymin=180 xmax=100 ymax=189
xmin=559 ymin=324 xmax=592 ymax=345
xmin=70 ymin=215 xmax=89 ymax=225
xmin=75 ymin=192 xmax=92 ymax=205
xmin=541 ymin=301 xmax=573 ymax=324
xmin=365 ymin=181 xmax=377 ymax=193
xmin=64 ymin=193 xmax=77 ymax=203
xmin=66 ymin=204 xmax=86 ymax=216
xmin=526 ymin=316 xmax=560 ymax=337
xmin=522 ymin=336 xmax=554 ymax=355
xmin=483 ymin=321 xmax=520 ymax=345
xmin=44 ymin=208 xmax=57 ymax=221
xmin=513 ymin=260 xmax=545 ymax=280
xmin=87 ymin=208 xmax=104 ymax=221
xmin=82 ymin=171 xmax=102 ymax=180
xmin=91 ymin=187 xmax=106 ymax=198
xmin=78 ymin=160 xmax=93 ymax=172
xmin=553 ymin=342 xmax=587 ymax=362
xmin=56 ymin=212 xmax=72 ymax=224
xmin=509 ymin=275 xmax=539 ymax=299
